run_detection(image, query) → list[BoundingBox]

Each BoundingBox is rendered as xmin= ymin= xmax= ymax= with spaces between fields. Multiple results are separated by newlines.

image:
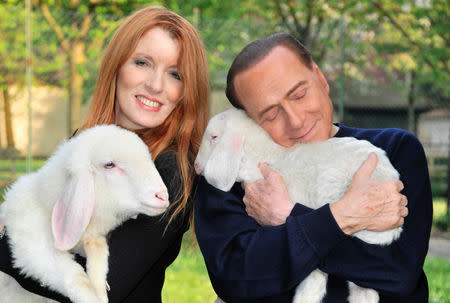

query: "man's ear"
xmin=312 ymin=62 xmax=330 ymax=94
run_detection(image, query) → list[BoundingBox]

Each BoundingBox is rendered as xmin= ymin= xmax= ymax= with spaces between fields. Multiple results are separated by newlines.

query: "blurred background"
xmin=0 ymin=0 xmax=448 ymax=302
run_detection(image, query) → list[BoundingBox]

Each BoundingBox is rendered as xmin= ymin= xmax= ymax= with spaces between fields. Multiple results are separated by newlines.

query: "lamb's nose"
xmin=155 ymin=191 xmax=169 ymax=207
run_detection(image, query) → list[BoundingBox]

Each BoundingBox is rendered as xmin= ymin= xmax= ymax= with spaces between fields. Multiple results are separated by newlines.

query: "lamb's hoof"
xmin=348 ymin=288 xmax=379 ymax=303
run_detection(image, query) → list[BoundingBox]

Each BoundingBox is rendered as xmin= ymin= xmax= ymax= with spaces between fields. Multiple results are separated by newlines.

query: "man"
xmin=195 ymin=33 xmax=432 ymax=302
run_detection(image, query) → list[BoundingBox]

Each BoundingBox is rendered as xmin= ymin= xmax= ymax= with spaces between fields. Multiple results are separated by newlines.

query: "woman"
xmin=0 ymin=6 xmax=209 ymax=302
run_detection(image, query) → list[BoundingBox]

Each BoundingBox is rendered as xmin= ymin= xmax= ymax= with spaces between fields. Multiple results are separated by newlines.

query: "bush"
xmin=433 ymin=199 xmax=449 ymax=231
xmin=431 ymin=176 xmax=448 ymax=198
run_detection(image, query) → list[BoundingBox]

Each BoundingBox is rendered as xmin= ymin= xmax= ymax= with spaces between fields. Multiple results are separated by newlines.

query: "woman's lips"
xmin=135 ymin=95 xmax=162 ymax=112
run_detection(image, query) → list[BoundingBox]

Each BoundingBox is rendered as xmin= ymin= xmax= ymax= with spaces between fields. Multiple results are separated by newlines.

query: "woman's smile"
xmin=135 ymin=95 xmax=162 ymax=112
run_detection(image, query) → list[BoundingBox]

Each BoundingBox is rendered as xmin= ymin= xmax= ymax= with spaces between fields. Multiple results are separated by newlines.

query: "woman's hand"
xmin=243 ymin=163 xmax=294 ymax=226
xmin=330 ymin=152 xmax=408 ymax=235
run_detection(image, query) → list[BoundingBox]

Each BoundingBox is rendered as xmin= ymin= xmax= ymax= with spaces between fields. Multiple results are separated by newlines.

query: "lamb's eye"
xmin=104 ymin=161 xmax=115 ymax=169
xmin=211 ymin=135 xmax=218 ymax=141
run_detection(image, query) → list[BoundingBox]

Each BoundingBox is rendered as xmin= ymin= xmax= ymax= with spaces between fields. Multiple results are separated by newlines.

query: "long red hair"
xmin=80 ymin=6 xmax=209 ymax=224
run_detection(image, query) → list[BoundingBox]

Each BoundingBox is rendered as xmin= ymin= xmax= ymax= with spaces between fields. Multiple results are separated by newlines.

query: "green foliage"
xmin=431 ymin=176 xmax=448 ymax=198
xmin=348 ymin=0 xmax=449 ymax=105
xmin=2 ymin=0 xmax=446 ymax=107
xmin=158 ymin=0 xmax=276 ymax=88
xmin=253 ymin=0 xmax=449 ymax=107
xmin=424 ymin=256 xmax=450 ymax=303
xmin=0 ymin=3 xmax=26 ymax=88
xmin=433 ymin=199 xmax=449 ymax=231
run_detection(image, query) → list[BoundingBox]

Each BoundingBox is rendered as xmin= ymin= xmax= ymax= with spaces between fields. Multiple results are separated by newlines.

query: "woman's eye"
xmin=134 ymin=59 xmax=148 ymax=67
xmin=104 ymin=161 xmax=115 ymax=169
xmin=170 ymin=70 xmax=181 ymax=80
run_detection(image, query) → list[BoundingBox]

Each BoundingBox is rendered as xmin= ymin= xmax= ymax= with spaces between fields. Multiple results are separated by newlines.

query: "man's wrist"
xmin=281 ymin=200 xmax=295 ymax=222
xmin=329 ymin=201 xmax=363 ymax=235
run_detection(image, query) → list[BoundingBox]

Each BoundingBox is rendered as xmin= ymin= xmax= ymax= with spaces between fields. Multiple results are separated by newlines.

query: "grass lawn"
xmin=425 ymin=256 xmax=450 ymax=303
xmin=162 ymin=232 xmax=217 ymax=303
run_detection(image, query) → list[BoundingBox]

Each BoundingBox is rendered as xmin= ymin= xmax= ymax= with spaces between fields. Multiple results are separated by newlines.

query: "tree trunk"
xmin=68 ymin=40 xmax=85 ymax=135
xmin=407 ymin=71 xmax=416 ymax=134
xmin=1 ymin=87 xmax=16 ymax=180
xmin=1 ymin=88 xmax=15 ymax=148
xmin=447 ymin=126 xmax=450 ymax=228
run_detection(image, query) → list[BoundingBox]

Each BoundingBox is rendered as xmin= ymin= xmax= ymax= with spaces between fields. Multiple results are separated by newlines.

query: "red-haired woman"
xmin=0 ymin=6 xmax=209 ymax=302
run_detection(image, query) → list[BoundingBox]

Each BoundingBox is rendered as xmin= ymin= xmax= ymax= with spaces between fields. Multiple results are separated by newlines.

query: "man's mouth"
xmin=290 ymin=121 xmax=317 ymax=142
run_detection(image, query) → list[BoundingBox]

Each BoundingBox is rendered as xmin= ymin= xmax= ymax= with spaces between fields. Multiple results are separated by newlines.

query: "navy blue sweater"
xmin=194 ymin=124 xmax=432 ymax=303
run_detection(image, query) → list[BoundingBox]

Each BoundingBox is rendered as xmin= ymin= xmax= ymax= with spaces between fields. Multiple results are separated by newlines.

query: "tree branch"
xmin=37 ymin=2 xmax=70 ymax=52
xmin=272 ymin=0 xmax=295 ymax=34
xmin=87 ymin=21 xmax=120 ymax=52
xmin=315 ymin=19 xmax=338 ymax=64
xmin=310 ymin=13 xmax=325 ymax=51
xmin=79 ymin=14 xmax=92 ymax=38
xmin=286 ymin=0 xmax=305 ymax=40
xmin=372 ymin=1 xmax=438 ymax=71
xmin=300 ymin=0 xmax=313 ymax=42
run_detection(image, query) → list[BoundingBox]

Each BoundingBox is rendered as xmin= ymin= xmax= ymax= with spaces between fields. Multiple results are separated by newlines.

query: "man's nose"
xmin=284 ymin=104 xmax=303 ymax=129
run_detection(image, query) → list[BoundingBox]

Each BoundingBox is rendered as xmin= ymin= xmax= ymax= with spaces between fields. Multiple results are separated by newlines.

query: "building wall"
xmin=418 ymin=114 xmax=450 ymax=154
xmin=1 ymin=86 xmax=88 ymax=157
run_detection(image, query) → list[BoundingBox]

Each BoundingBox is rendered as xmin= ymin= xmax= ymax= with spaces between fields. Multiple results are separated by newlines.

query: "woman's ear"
xmin=52 ymin=172 xmax=95 ymax=251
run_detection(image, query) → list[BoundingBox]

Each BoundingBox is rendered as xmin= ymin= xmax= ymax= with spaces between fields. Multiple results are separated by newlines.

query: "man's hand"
xmin=330 ymin=153 xmax=408 ymax=235
xmin=243 ymin=163 xmax=294 ymax=226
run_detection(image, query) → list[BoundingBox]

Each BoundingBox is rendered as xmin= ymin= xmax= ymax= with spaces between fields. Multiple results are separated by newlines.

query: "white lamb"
xmin=194 ymin=108 xmax=402 ymax=303
xmin=0 ymin=124 xmax=170 ymax=303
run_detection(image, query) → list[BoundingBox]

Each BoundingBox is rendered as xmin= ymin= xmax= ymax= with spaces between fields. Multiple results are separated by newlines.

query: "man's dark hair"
xmin=225 ymin=32 xmax=313 ymax=109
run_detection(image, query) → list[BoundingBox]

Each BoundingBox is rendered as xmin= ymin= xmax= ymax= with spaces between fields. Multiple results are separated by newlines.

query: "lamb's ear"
xmin=52 ymin=172 xmax=95 ymax=251
xmin=204 ymin=129 xmax=244 ymax=191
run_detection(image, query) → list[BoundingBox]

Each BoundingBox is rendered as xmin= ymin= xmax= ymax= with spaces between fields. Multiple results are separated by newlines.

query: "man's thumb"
xmin=258 ymin=162 xmax=273 ymax=178
xmin=353 ymin=152 xmax=378 ymax=180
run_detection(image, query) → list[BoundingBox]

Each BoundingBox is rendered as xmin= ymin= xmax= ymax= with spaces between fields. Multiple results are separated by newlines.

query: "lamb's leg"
xmin=347 ymin=281 xmax=379 ymax=303
xmin=0 ymin=271 xmax=58 ymax=303
xmin=84 ymin=236 xmax=109 ymax=303
xmin=293 ymin=269 xmax=328 ymax=303
xmin=8 ymin=248 xmax=99 ymax=303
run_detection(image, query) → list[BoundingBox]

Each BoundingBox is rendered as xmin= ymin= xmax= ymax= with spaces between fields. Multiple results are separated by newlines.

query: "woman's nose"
xmin=146 ymin=70 xmax=164 ymax=93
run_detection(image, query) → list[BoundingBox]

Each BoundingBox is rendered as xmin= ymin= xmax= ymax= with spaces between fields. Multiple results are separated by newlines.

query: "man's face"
xmin=234 ymin=46 xmax=335 ymax=147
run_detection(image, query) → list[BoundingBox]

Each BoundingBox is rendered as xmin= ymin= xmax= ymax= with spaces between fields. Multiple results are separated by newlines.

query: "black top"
xmin=0 ymin=151 xmax=192 ymax=303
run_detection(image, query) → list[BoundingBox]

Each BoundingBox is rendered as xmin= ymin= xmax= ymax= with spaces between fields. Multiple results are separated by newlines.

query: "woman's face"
xmin=115 ymin=26 xmax=183 ymax=130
